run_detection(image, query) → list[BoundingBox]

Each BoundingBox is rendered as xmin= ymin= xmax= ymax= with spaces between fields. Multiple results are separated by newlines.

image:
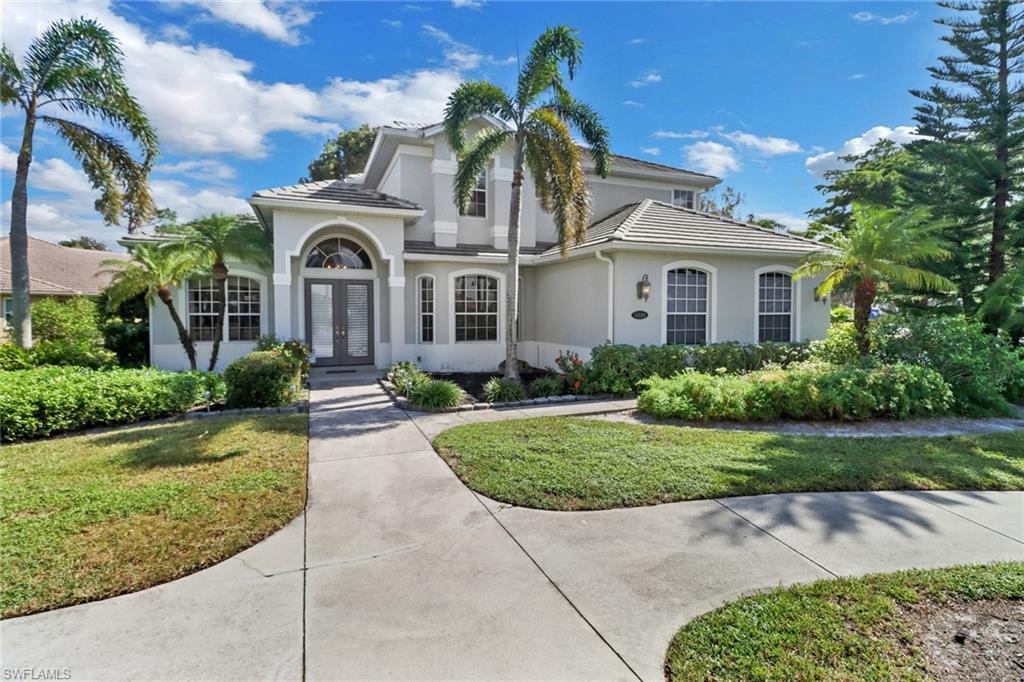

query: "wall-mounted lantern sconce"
xmin=637 ymin=274 xmax=652 ymax=301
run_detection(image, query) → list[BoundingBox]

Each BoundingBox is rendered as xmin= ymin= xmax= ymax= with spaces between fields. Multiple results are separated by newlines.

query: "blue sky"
xmin=1 ymin=1 xmax=945 ymax=246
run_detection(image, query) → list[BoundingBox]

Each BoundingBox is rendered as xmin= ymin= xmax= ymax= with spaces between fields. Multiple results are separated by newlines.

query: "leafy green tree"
xmin=443 ymin=25 xmax=611 ymax=380
xmin=1 ymin=18 xmax=158 ymax=348
xmin=302 ymin=124 xmax=378 ymax=182
xmin=796 ymin=204 xmax=954 ymax=356
xmin=165 ymin=214 xmax=272 ymax=371
xmin=698 ymin=185 xmax=744 ymax=219
xmin=911 ymin=0 xmax=1024 ymax=318
xmin=745 ymin=215 xmax=788 ymax=232
xmin=58 ymin=235 xmax=107 ymax=250
xmin=102 ymin=244 xmax=200 ymax=370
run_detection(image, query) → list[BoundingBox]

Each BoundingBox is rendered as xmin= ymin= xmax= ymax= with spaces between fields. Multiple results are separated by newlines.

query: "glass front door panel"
xmin=309 ymin=283 xmax=334 ymax=359
xmin=345 ymin=283 xmax=370 ymax=359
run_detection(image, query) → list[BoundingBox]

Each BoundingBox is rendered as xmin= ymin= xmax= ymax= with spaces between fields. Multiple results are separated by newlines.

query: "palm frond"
xmin=524 ymin=108 xmax=588 ymax=255
xmin=1 ymin=46 xmax=25 ymax=107
xmin=443 ymin=81 xmax=513 ymax=153
xmin=515 ymin=25 xmax=583 ymax=109
xmin=23 ymin=18 xmax=122 ymax=97
xmin=452 ymin=127 xmax=510 ymax=213
xmin=873 ymin=261 xmax=955 ymax=292
xmin=539 ymin=93 xmax=612 ymax=177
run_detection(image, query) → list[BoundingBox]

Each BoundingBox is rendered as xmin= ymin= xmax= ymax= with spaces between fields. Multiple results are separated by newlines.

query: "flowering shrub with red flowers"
xmin=555 ymin=350 xmax=600 ymax=394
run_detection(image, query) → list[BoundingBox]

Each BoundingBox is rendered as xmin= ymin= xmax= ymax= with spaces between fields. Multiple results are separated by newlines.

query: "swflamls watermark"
xmin=2 ymin=669 xmax=72 ymax=681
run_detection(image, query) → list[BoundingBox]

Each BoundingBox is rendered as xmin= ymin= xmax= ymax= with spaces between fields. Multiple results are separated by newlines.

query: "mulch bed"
xmin=904 ymin=598 xmax=1024 ymax=681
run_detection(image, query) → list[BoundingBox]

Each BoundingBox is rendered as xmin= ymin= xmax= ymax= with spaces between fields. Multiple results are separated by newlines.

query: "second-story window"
xmin=672 ymin=189 xmax=695 ymax=209
xmin=461 ymin=171 xmax=487 ymax=217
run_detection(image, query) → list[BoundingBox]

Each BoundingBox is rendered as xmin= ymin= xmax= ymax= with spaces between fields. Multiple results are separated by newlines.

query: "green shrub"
xmin=0 ymin=343 xmax=32 ymax=370
xmin=409 ymin=379 xmax=462 ymax=410
xmin=0 ymin=367 xmax=210 ymax=441
xmin=528 ymin=374 xmax=566 ymax=397
xmin=30 ymin=339 xmax=117 ymax=368
xmin=1005 ymin=349 xmax=1024 ymax=404
xmin=255 ymin=336 xmax=310 ymax=379
xmin=874 ymin=314 xmax=1019 ymax=414
xmin=830 ymin=306 xmax=854 ymax=323
xmin=223 ymin=351 xmax=300 ymax=408
xmin=809 ymin=322 xmax=859 ymax=365
xmin=387 ymin=361 xmax=430 ymax=397
xmin=637 ymin=362 xmax=953 ymax=422
xmin=102 ymin=317 xmax=148 ymax=367
xmin=31 ymin=296 xmax=104 ymax=344
xmin=482 ymin=377 xmax=526 ymax=403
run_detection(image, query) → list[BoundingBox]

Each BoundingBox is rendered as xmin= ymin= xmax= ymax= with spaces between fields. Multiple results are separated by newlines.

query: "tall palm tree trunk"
xmin=853 ymin=277 xmax=877 ymax=356
xmin=989 ymin=1 xmax=1009 ymax=287
xmin=158 ymin=287 xmax=197 ymax=370
xmin=504 ymin=137 xmax=525 ymax=380
xmin=208 ymin=262 xmax=228 ymax=371
xmin=9 ymin=109 xmax=37 ymax=348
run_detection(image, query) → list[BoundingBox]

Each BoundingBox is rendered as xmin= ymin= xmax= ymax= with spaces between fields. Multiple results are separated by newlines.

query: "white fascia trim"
xmin=272 ymin=273 xmax=290 ymax=286
xmin=421 ymin=114 xmax=511 ymax=138
xmin=753 ymin=264 xmax=800 ymax=343
xmin=404 ymin=252 xmax=512 ymax=264
xmin=250 ymin=196 xmax=424 ymax=219
xmin=661 ymin=259 xmax=718 ymax=345
xmin=585 ymin=174 xmax=706 ymax=192
xmin=433 ymin=220 xmax=459 ymax=234
xmin=587 ymin=164 xmax=720 ymax=188
xmin=431 ymin=159 xmax=458 ymax=175
xmin=362 ymin=127 xmax=422 ymax=186
xmin=530 ymin=241 xmax=814 ymax=264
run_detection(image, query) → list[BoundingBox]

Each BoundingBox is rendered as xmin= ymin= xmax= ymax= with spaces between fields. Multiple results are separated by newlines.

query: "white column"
xmin=272 ymin=273 xmax=293 ymax=340
xmin=388 ymin=275 xmax=406 ymax=366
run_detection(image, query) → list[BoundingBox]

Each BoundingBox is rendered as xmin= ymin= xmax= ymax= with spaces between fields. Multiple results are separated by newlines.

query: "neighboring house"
xmin=130 ymin=117 xmax=828 ymax=372
xmin=0 ymin=236 xmax=129 ymax=338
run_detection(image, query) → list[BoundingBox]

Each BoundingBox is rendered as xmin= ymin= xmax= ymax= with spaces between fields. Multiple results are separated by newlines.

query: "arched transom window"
xmin=666 ymin=267 xmax=709 ymax=345
xmin=757 ymin=271 xmax=793 ymax=342
xmin=305 ymin=238 xmax=371 ymax=269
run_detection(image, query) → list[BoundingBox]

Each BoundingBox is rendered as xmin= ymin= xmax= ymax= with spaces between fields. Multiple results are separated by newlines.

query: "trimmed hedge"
xmin=0 ymin=367 xmax=222 ymax=442
xmin=224 ymin=351 xmax=301 ymax=408
xmin=637 ymin=362 xmax=953 ymax=422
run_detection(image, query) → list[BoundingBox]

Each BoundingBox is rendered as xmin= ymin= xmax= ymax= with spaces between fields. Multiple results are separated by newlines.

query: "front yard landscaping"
xmin=0 ymin=413 xmax=308 ymax=618
xmin=433 ymin=417 xmax=1024 ymax=510
xmin=665 ymin=562 xmax=1024 ymax=681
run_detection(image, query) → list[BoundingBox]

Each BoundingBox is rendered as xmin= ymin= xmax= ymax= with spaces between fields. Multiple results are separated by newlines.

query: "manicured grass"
xmin=0 ymin=414 xmax=308 ymax=617
xmin=433 ymin=417 xmax=1024 ymax=510
xmin=665 ymin=562 xmax=1024 ymax=681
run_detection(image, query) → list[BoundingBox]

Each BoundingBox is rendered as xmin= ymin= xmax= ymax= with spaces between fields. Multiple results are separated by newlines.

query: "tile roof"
xmin=543 ymin=199 xmax=823 ymax=256
xmin=0 ymin=236 xmax=129 ymax=296
xmin=251 ymin=180 xmax=421 ymax=211
xmin=404 ymin=240 xmax=555 ymax=257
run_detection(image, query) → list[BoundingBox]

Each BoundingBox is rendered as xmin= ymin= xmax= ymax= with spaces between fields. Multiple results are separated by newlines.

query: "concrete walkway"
xmin=3 ymin=381 xmax=1021 ymax=681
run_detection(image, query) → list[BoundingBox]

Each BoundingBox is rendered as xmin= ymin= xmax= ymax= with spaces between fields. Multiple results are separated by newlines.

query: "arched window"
xmin=757 ymin=271 xmax=793 ymax=342
xmin=666 ymin=267 xmax=709 ymax=345
xmin=417 ymin=275 xmax=435 ymax=344
xmin=305 ymin=238 xmax=371 ymax=269
xmin=453 ymin=273 xmax=498 ymax=342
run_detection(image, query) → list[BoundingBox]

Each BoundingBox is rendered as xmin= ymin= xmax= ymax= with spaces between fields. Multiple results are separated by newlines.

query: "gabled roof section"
xmin=543 ymin=199 xmax=823 ymax=257
xmin=0 ymin=236 xmax=129 ymax=296
xmin=250 ymin=180 xmax=422 ymax=212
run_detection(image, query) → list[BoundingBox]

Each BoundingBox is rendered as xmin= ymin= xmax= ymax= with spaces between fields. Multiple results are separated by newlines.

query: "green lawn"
xmin=0 ymin=414 xmax=308 ymax=617
xmin=433 ymin=417 xmax=1024 ymax=510
xmin=665 ymin=562 xmax=1024 ymax=681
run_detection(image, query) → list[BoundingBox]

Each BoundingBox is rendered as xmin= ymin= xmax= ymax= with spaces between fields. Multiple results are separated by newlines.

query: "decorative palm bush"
xmin=409 ymin=380 xmax=463 ymax=410
xmin=482 ymin=377 xmax=527 ymax=403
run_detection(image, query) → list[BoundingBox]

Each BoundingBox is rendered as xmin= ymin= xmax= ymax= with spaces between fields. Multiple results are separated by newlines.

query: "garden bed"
xmin=433 ymin=369 xmax=552 ymax=402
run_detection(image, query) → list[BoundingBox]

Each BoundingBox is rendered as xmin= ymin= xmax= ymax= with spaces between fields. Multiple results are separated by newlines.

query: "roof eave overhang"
xmin=588 ymin=164 xmax=721 ymax=188
xmin=248 ymin=196 xmax=425 ymax=220
xmin=531 ymin=239 xmax=816 ymax=264
xmin=362 ymin=127 xmax=426 ymax=188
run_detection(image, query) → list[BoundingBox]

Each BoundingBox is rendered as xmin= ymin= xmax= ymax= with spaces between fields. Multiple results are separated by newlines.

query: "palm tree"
xmin=2 ymin=18 xmax=158 ymax=348
xmin=165 ymin=215 xmax=272 ymax=371
xmin=443 ymin=25 xmax=611 ymax=380
xmin=796 ymin=203 xmax=954 ymax=356
xmin=103 ymin=244 xmax=200 ymax=370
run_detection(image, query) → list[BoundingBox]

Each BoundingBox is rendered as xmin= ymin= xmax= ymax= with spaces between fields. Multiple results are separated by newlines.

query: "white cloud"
xmin=721 ymin=130 xmax=802 ymax=155
xmin=627 ymin=38 xmax=647 ymax=45
xmin=630 ymin=70 xmax=662 ymax=88
xmin=756 ymin=212 xmax=810 ymax=232
xmin=321 ymin=69 xmax=464 ymax=127
xmin=653 ymin=129 xmax=708 ymax=140
xmin=160 ymin=24 xmax=190 ymax=42
xmin=421 ymin=23 xmax=512 ymax=69
xmin=640 ymin=147 xmax=661 ymax=156
xmin=848 ymin=73 xmax=867 ymax=80
xmin=852 ymin=10 xmax=917 ymax=25
xmin=382 ymin=19 xmax=404 ymax=28
xmin=1 ymin=143 xmax=17 ymax=172
xmin=155 ymin=159 xmax=237 ymax=184
xmin=176 ymin=1 xmax=314 ymax=45
xmin=805 ymin=125 xmax=923 ymax=176
xmin=452 ymin=0 xmax=483 ymax=8
xmin=30 ymin=157 xmax=96 ymax=200
xmin=685 ymin=141 xmax=741 ymax=176
xmin=149 ymin=179 xmax=251 ymax=219
xmin=622 ymin=100 xmax=643 ymax=107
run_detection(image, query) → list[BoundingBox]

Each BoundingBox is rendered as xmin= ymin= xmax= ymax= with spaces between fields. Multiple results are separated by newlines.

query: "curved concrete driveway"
xmin=3 ymin=382 xmax=1021 ymax=681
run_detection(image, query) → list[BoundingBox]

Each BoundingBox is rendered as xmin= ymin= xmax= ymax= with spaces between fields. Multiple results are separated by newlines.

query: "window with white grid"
xmin=454 ymin=274 xmax=498 ymax=342
xmin=187 ymin=277 xmax=218 ymax=342
xmin=418 ymin=275 xmax=435 ymax=343
xmin=460 ymin=172 xmax=487 ymax=217
xmin=757 ymin=272 xmax=793 ymax=342
xmin=227 ymin=276 xmax=261 ymax=341
xmin=672 ymin=189 xmax=695 ymax=209
xmin=666 ymin=268 xmax=709 ymax=345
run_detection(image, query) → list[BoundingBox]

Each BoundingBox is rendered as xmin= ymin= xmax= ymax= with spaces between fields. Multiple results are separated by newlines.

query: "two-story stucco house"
xmin=138 ymin=116 xmax=829 ymax=372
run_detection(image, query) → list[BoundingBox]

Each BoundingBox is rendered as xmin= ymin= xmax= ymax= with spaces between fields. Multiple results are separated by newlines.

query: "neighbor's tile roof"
xmin=0 ymin=236 xmax=129 ymax=296
xmin=543 ymin=199 xmax=823 ymax=256
xmin=251 ymin=180 xmax=421 ymax=211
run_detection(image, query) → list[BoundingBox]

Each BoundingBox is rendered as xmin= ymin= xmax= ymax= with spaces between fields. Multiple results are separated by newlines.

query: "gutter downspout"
xmin=595 ymin=250 xmax=614 ymax=343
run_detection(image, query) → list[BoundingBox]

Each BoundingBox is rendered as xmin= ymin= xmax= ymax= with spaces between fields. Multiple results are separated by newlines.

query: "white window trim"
xmin=753 ymin=265 xmax=800 ymax=343
xmin=447 ymin=267 xmax=505 ymax=345
xmin=672 ymin=188 xmax=695 ymax=209
xmin=661 ymin=260 xmax=717 ymax=345
xmin=182 ymin=269 xmax=268 ymax=344
xmin=416 ymin=273 xmax=435 ymax=345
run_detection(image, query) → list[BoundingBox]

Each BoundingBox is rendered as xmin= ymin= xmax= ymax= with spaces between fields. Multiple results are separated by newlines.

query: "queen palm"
xmin=796 ymin=203 xmax=954 ymax=356
xmin=443 ymin=25 xmax=611 ymax=380
xmin=166 ymin=214 xmax=272 ymax=371
xmin=2 ymin=18 xmax=158 ymax=348
xmin=103 ymin=244 xmax=201 ymax=370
